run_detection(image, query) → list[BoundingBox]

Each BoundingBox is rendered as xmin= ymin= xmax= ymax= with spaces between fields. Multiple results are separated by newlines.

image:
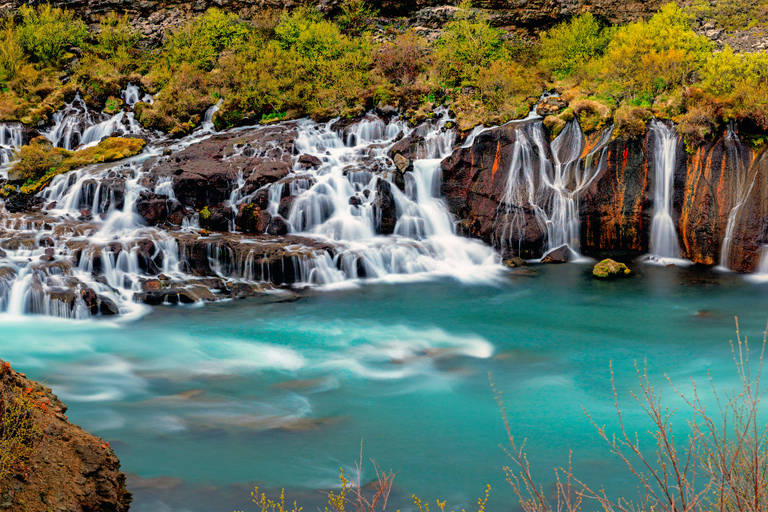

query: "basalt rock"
xmin=136 ymin=190 xmax=184 ymax=226
xmin=581 ymin=136 xmax=650 ymax=258
xmin=145 ymin=125 xmax=296 ymax=210
xmin=0 ymin=359 xmax=132 ymax=512
xmin=441 ymin=121 xmax=547 ymax=254
xmin=725 ymin=149 xmax=768 ymax=272
xmin=677 ymin=129 xmax=753 ymax=266
xmin=373 ymin=178 xmax=398 ymax=235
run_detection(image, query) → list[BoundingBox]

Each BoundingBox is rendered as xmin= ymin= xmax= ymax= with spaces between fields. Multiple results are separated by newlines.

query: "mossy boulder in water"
xmin=593 ymin=259 xmax=631 ymax=279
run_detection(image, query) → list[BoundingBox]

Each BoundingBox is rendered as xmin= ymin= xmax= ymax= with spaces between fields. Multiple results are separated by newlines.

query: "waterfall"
xmin=43 ymin=93 xmax=148 ymax=150
xmin=720 ymin=124 xmax=756 ymax=269
xmin=496 ymin=119 xmax=611 ymax=259
xmin=648 ymin=119 xmax=681 ymax=259
xmin=0 ymin=123 xmax=23 ymax=172
xmin=0 ymin=96 xmax=502 ymax=321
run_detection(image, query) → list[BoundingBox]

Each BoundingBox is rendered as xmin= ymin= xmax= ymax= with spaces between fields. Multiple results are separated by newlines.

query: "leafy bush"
xmin=539 ymin=13 xmax=608 ymax=77
xmin=433 ymin=2 xmax=507 ymax=88
xmin=16 ymin=5 xmax=87 ymax=66
xmin=687 ymin=0 xmax=768 ymax=31
xmin=373 ymin=31 xmax=430 ymax=87
xmin=0 ymin=20 xmax=24 ymax=83
xmin=599 ymin=3 xmax=711 ymax=98
xmin=163 ymin=8 xmax=250 ymax=71
xmin=96 ymin=12 xmax=139 ymax=60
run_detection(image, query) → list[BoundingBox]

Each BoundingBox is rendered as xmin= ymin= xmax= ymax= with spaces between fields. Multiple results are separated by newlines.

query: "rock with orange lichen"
xmin=0 ymin=359 xmax=131 ymax=512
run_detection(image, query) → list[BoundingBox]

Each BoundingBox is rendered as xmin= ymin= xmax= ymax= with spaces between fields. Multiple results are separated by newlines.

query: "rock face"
xmin=441 ymin=118 xmax=768 ymax=271
xmin=0 ymin=359 xmax=131 ymax=512
xmin=580 ymin=136 xmax=650 ymax=257
xmin=441 ymin=122 xmax=529 ymax=249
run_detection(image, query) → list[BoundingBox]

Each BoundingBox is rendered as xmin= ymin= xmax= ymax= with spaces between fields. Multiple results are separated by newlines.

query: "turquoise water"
xmin=2 ymin=263 xmax=768 ymax=511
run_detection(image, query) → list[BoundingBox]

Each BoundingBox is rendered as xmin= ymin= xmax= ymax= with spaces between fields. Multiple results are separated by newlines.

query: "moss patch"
xmin=10 ymin=137 xmax=146 ymax=194
xmin=593 ymin=258 xmax=631 ymax=279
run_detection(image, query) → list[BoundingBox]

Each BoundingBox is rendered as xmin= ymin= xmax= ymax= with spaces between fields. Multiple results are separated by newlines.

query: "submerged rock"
xmin=593 ymin=258 xmax=631 ymax=278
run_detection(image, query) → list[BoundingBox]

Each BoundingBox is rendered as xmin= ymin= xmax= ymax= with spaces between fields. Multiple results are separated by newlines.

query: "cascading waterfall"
xmin=0 ymin=96 xmax=503 ymax=320
xmin=720 ymin=123 xmax=756 ymax=269
xmin=496 ymin=119 xmax=611 ymax=258
xmin=0 ymin=123 xmax=23 ymax=169
xmin=44 ymin=93 xmax=148 ymax=150
xmin=648 ymin=119 xmax=681 ymax=259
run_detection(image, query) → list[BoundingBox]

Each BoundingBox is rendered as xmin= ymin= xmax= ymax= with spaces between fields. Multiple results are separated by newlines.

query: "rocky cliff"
xmin=440 ymin=118 xmax=768 ymax=272
xmin=0 ymin=0 xmax=665 ymax=43
xmin=0 ymin=359 xmax=132 ymax=512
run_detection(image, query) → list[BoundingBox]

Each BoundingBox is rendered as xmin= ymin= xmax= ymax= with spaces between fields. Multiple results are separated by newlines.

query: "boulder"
xmin=136 ymin=190 xmax=183 ymax=226
xmin=540 ymin=244 xmax=574 ymax=264
xmin=593 ymin=258 xmax=631 ymax=278
xmin=373 ymin=178 xmax=398 ymax=235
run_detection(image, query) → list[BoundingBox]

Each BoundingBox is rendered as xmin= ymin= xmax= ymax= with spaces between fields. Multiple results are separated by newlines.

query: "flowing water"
xmin=496 ymin=119 xmax=611 ymax=259
xmin=1 ymin=264 xmax=767 ymax=512
xmin=648 ymin=120 xmax=682 ymax=261
xmin=720 ymin=123 xmax=756 ymax=269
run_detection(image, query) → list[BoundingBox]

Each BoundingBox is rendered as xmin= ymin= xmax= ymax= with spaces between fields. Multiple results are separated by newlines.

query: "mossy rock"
xmin=593 ymin=259 xmax=631 ymax=279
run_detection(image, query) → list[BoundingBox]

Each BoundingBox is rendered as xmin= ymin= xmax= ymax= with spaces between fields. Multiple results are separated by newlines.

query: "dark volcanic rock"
xmin=540 ymin=244 xmax=574 ymax=263
xmin=136 ymin=190 xmax=183 ymax=226
xmin=373 ymin=178 xmax=398 ymax=235
xmin=441 ymin=120 xmax=552 ymax=257
xmin=143 ymin=126 xmax=296 ymax=210
xmin=677 ymin=129 xmax=753 ymax=266
xmin=581 ymin=136 xmax=650 ymax=258
xmin=726 ymin=148 xmax=768 ymax=272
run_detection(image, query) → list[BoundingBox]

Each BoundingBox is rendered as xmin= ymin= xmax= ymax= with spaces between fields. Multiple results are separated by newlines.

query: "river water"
xmin=2 ymin=263 xmax=767 ymax=511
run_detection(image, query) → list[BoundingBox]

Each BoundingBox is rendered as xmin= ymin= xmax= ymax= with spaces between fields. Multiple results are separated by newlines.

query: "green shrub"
xmin=539 ymin=12 xmax=608 ymax=77
xmin=96 ymin=12 xmax=139 ymax=58
xmin=16 ymin=5 xmax=87 ymax=66
xmin=598 ymin=3 xmax=711 ymax=98
xmin=0 ymin=20 xmax=24 ymax=83
xmin=163 ymin=8 xmax=250 ymax=71
xmin=433 ymin=2 xmax=507 ymax=88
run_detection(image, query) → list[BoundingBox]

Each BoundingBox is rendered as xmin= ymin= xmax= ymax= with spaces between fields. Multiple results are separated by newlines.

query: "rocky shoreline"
xmin=0 ymin=359 xmax=131 ymax=512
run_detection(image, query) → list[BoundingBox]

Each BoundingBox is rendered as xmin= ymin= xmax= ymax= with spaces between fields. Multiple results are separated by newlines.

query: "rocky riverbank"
xmin=0 ymin=359 xmax=131 ymax=512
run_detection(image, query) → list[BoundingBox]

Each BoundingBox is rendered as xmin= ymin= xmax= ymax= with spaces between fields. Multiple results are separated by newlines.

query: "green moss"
xmin=11 ymin=137 xmax=146 ymax=194
xmin=593 ymin=259 xmax=631 ymax=279
xmin=200 ymin=206 xmax=212 ymax=221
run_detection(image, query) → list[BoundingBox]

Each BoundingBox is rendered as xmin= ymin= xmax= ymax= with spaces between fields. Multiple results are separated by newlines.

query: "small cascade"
xmin=496 ymin=119 xmax=611 ymax=259
xmin=720 ymin=123 xmax=756 ymax=269
xmin=123 ymin=83 xmax=153 ymax=107
xmin=648 ymin=119 xmax=681 ymax=260
xmin=0 ymin=123 xmax=23 ymax=170
xmin=43 ymin=92 xmax=148 ymax=150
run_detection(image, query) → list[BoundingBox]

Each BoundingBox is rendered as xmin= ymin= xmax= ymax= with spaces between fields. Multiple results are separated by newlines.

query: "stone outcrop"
xmin=580 ymin=136 xmax=650 ymax=257
xmin=0 ymin=359 xmax=131 ymax=512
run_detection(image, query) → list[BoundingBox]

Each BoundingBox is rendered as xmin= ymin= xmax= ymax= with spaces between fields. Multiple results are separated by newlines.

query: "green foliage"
xmin=163 ymin=8 xmax=250 ymax=71
xmin=539 ymin=13 xmax=608 ymax=77
xmin=16 ymin=5 xmax=87 ymax=66
xmin=0 ymin=20 xmax=24 ymax=83
xmin=336 ymin=0 xmax=379 ymax=37
xmin=434 ymin=2 xmax=507 ymax=88
xmin=599 ymin=3 xmax=711 ymax=98
xmin=687 ymin=0 xmax=768 ymax=31
xmin=701 ymin=46 xmax=768 ymax=95
xmin=10 ymin=137 xmax=145 ymax=193
xmin=96 ymin=12 xmax=139 ymax=58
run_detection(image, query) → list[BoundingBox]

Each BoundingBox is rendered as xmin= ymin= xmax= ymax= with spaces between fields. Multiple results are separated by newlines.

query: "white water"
xmin=0 ymin=123 xmax=23 ymax=171
xmin=43 ymin=93 xmax=147 ymax=150
xmin=0 ymin=97 xmax=503 ymax=320
xmin=496 ymin=119 xmax=611 ymax=259
xmin=720 ymin=124 xmax=756 ymax=269
xmin=648 ymin=120 xmax=682 ymax=261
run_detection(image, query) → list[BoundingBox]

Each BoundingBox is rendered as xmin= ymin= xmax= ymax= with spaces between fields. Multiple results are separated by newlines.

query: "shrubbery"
xmin=16 ymin=5 xmax=87 ymax=66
